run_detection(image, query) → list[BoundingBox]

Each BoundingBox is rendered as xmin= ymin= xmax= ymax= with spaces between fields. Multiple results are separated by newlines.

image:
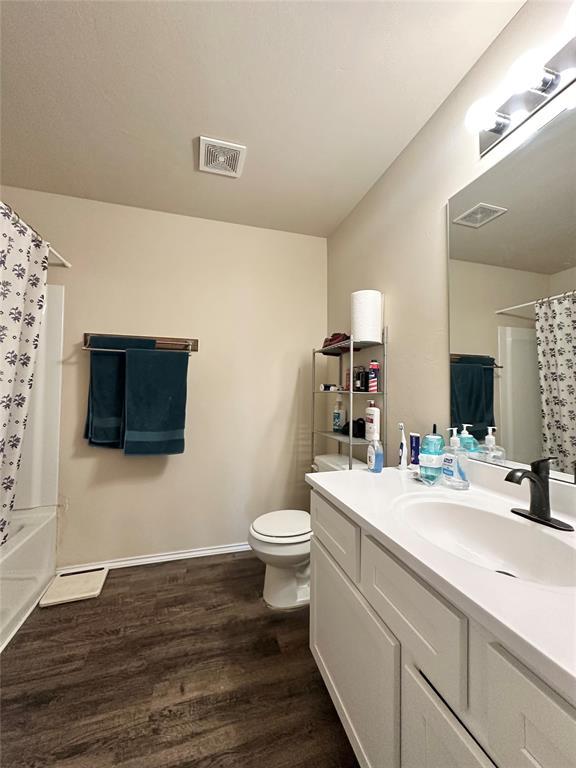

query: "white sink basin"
xmin=395 ymin=496 xmax=576 ymax=588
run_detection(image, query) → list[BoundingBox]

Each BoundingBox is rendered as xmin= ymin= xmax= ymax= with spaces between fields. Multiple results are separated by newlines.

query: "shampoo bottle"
xmin=442 ymin=428 xmax=469 ymax=490
xmin=365 ymin=400 xmax=380 ymax=442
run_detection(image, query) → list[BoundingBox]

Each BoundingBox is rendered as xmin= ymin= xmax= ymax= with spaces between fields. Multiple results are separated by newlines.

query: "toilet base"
xmin=263 ymin=562 xmax=310 ymax=610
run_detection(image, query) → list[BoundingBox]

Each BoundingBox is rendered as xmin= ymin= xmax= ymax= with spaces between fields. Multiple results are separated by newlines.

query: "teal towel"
xmin=85 ymin=336 xmax=156 ymax=447
xmin=450 ymin=357 xmax=495 ymax=440
xmin=124 ymin=349 xmax=188 ymax=455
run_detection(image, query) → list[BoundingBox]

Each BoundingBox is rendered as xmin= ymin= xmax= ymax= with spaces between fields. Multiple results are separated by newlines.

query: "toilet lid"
xmin=252 ymin=509 xmax=311 ymax=538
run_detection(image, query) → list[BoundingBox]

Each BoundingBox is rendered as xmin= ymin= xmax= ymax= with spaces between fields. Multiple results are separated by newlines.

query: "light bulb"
xmin=464 ymin=97 xmax=499 ymax=132
xmin=505 ymin=49 xmax=547 ymax=94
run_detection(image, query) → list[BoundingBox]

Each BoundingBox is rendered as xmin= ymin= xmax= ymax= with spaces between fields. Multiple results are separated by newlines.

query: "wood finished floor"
xmin=0 ymin=552 xmax=359 ymax=768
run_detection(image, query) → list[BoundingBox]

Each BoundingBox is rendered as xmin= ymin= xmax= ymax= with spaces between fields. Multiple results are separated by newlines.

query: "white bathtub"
xmin=0 ymin=507 xmax=57 ymax=652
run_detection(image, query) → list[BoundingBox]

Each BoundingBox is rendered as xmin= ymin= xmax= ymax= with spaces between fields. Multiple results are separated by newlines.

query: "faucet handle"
xmin=530 ymin=457 xmax=557 ymax=478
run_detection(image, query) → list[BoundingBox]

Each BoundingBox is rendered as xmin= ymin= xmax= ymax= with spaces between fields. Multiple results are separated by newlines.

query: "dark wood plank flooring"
xmin=0 ymin=552 xmax=359 ymax=768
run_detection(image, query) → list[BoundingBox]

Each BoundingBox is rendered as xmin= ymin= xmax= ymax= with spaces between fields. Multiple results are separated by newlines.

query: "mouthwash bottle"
xmin=418 ymin=427 xmax=445 ymax=486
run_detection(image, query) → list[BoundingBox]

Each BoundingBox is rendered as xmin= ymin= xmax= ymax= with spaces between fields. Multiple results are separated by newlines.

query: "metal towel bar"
xmin=83 ymin=332 xmax=199 ymax=354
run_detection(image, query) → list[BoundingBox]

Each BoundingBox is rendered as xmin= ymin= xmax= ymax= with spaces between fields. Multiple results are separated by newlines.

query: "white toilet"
xmin=248 ymin=509 xmax=311 ymax=610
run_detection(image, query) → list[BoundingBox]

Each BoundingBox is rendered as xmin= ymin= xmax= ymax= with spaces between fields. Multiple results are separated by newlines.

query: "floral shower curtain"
xmin=0 ymin=202 xmax=49 ymax=546
xmin=535 ymin=293 xmax=576 ymax=475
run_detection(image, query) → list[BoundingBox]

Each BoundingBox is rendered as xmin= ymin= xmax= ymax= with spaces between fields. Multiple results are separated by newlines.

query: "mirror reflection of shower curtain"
xmin=534 ymin=294 xmax=576 ymax=474
xmin=0 ymin=202 xmax=49 ymax=545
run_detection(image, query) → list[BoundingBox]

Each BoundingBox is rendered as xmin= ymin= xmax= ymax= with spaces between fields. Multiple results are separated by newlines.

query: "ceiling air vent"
xmin=452 ymin=203 xmax=508 ymax=229
xmin=199 ymin=136 xmax=247 ymax=178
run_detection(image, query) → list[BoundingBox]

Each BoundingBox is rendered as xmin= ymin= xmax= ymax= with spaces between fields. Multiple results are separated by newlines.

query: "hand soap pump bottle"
xmin=442 ymin=428 xmax=469 ymax=490
xmin=478 ymin=426 xmax=506 ymax=464
xmin=367 ymin=437 xmax=384 ymax=473
xmin=459 ymin=424 xmax=480 ymax=454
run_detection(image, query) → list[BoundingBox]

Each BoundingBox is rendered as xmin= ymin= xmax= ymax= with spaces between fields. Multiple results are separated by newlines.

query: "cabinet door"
xmin=310 ymin=538 xmax=400 ymax=768
xmin=402 ymin=665 xmax=496 ymax=768
xmin=486 ymin=644 xmax=576 ymax=768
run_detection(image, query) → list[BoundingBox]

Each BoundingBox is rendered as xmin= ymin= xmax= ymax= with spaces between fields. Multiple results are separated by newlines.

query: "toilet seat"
xmin=250 ymin=509 xmax=311 ymax=545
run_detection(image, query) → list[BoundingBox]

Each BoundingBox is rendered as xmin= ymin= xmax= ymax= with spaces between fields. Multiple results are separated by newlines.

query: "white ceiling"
xmin=1 ymin=1 xmax=523 ymax=236
xmin=449 ymin=106 xmax=576 ymax=275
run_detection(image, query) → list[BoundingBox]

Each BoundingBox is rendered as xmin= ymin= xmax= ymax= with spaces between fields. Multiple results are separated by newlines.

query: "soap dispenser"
xmin=478 ymin=426 xmax=506 ymax=464
xmin=459 ymin=424 xmax=480 ymax=454
xmin=442 ymin=428 xmax=469 ymax=490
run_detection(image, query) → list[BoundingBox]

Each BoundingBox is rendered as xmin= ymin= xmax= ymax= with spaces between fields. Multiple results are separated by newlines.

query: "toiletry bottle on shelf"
xmin=409 ymin=433 xmax=420 ymax=469
xmin=398 ymin=422 xmax=408 ymax=470
xmin=418 ymin=426 xmax=445 ymax=485
xmin=365 ymin=400 xmax=380 ymax=442
xmin=442 ymin=428 xmax=469 ymax=490
xmin=478 ymin=426 xmax=506 ymax=464
xmin=368 ymin=360 xmax=380 ymax=392
xmin=332 ymin=397 xmax=346 ymax=433
xmin=367 ymin=438 xmax=384 ymax=473
xmin=459 ymin=424 xmax=480 ymax=454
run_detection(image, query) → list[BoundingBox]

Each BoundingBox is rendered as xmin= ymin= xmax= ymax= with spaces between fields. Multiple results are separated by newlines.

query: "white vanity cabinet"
xmin=310 ymin=489 xmax=576 ymax=768
xmin=310 ymin=536 xmax=400 ymax=768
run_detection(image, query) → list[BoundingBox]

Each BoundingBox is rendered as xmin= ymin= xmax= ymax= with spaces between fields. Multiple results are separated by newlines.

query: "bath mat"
xmin=39 ymin=568 xmax=109 ymax=607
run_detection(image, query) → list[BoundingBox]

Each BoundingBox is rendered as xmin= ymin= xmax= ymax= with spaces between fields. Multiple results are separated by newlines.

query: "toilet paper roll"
xmin=351 ymin=290 xmax=383 ymax=343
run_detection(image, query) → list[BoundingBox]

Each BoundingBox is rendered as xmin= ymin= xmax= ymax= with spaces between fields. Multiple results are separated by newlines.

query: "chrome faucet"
xmin=505 ymin=458 xmax=574 ymax=532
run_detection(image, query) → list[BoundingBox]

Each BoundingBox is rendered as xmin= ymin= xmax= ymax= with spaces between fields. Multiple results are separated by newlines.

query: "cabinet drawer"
xmin=311 ymin=538 xmax=400 ymax=768
xmin=360 ymin=534 xmax=467 ymax=711
xmin=402 ymin=665 xmax=496 ymax=768
xmin=486 ymin=643 xmax=576 ymax=768
xmin=311 ymin=491 xmax=360 ymax=582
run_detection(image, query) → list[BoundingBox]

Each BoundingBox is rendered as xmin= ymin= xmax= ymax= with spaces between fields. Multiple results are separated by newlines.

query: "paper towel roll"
xmin=351 ymin=290 xmax=383 ymax=343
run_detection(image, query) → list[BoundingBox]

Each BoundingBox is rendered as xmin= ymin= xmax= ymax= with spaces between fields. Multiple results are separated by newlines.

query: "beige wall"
xmin=449 ymin=260 xmax=549 ymax=358
xmin=2 ymin=186 xmax=326 ymax=567
xmin=450 ymin=261 xmax=576 ymax=360
xmin=550 ymin=266 xmax=576 ymax=293
xmin=449 ymin=259 xmax=549 ymax=432
xmin=327 ymin=1 xmax=571 ymax=462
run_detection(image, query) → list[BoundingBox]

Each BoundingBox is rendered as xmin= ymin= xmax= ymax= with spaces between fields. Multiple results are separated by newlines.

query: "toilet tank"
xmin=313 ymin=454 xmax=366 ymax=472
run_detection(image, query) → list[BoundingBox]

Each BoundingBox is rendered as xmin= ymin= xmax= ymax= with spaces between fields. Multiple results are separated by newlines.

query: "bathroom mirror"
xmin=448 ymin=106 xmax=576 ymax=482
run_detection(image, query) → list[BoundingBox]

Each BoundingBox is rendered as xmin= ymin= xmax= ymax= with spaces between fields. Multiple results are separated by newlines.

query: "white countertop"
xmin=306 ymin=467 xmax=576 ymax=708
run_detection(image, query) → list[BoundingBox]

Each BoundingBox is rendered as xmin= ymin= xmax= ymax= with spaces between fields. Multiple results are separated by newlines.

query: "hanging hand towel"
xmin=124 ymin=349 xmax=188 ymax=455
xmin=84 ymin=336 xmax=156 ymax=447
xmin=450 ymin=356 xmax=495 ymax=440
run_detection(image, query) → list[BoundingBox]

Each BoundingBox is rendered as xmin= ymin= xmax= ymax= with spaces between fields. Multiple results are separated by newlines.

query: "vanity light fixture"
xmin=466 ymin=7 xmax=576 ymax=156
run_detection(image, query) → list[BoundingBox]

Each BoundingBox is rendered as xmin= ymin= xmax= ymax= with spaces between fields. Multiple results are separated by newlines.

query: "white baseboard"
xmin=56 ymin=541 xmax=251 ymax=575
